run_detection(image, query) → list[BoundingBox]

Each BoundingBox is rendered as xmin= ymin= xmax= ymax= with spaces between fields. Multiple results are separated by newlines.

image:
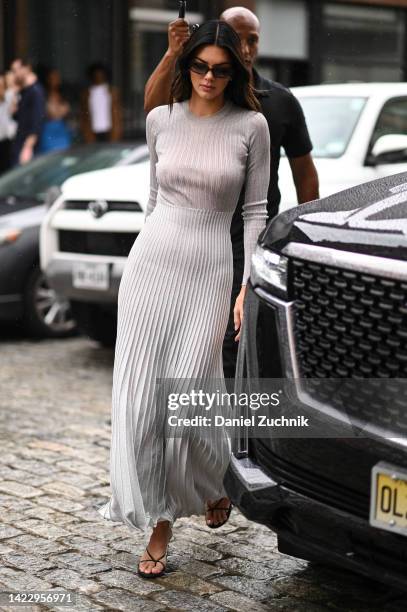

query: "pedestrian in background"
xmin=144 ymin=6 xmax=319 ymax=382
xmin=10 ymin=58 xmax=46 ymax=166
xmin=0 ymin=75 xmax=17 ymax=173
xmin=38 ymin=68 xmax=72 ymax=153
xmin=4 ymin=70 xmax=18 ymax=121
xmin=80 ymin=62 xmax=122 ymax=143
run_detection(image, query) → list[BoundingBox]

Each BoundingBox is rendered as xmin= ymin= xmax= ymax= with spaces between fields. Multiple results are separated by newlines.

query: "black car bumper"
xmin=225 ymin=454 xmax=407 ymax=590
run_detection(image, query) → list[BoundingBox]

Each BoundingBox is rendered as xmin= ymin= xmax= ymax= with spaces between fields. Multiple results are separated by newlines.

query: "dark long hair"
xmin=168 ymin=20 xmax=261 ymax=113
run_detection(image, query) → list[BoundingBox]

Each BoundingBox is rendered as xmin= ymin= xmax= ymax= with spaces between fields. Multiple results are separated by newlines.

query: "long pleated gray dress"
xmin=97 ymin=99 xmax=270 ymax=538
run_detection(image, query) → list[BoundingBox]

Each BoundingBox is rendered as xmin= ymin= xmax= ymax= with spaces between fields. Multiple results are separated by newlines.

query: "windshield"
xmin=296 ymin=96 xmax=367 ymax=158
xmin=0 ymin=144 xmax=144 ymax=202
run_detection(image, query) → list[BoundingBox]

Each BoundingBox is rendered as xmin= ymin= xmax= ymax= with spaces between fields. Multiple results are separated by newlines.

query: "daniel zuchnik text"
xmin=167 ymin=414 xmax=310 ymax=427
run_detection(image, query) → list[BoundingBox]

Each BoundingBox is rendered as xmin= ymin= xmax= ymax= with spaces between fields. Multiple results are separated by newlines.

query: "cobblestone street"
xmin=0 ymin=328 xmax=406 ymax=611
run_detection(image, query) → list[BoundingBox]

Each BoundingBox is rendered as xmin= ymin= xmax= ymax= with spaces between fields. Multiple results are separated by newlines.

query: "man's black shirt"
xmin=12 ymin=81 xmax=46 ymax=164
xmin=231 ymin=67 xmax=312 ymax=243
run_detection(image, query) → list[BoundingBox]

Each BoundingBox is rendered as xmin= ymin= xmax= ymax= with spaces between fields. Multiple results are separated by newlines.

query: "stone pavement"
xmin=0 ymin=329 xmax=406 ymax=611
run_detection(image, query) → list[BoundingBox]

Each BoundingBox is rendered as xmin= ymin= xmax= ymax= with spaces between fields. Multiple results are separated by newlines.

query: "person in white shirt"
xmin=80 ymin=63 xmax=122 ymax=143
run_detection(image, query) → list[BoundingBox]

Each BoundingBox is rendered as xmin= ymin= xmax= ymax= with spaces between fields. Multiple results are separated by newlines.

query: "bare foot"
xmin=205 ymin=497 xmax=232 ymax=527
xmin=138 ymin=520 xmax=172 ymax=576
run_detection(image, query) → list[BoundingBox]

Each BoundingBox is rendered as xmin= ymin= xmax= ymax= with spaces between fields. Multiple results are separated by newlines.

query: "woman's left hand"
xmin=234 ymin=285 xmax=247 ymax=342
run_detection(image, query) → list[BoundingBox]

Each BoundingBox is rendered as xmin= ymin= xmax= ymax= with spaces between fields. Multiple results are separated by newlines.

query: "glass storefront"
xmin=19 ymin=0 xmax=117 ymax=138
xmin=8 ymin=0 xmax=407 ymax=139
xmin=11 ymin=0 xmax=209 ymax=139
xmin=321 ymin=3 xmax=405 ymax=83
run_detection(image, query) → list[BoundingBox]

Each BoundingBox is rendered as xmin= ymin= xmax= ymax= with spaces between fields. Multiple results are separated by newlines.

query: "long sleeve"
xmin=27 ymin=86 xmax=46 ymax=140
xmin=242 ymin=112 xmax=271 ymax=284
xmin=145 ymin=110 xmax=159 ymax=221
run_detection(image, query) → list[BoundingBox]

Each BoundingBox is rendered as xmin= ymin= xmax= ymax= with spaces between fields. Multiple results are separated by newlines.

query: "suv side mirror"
xmin=367 ymin=134 xmax=407 ymax=166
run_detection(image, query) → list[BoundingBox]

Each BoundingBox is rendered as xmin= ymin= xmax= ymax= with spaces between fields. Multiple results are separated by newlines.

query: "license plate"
xmin=370 ymin=461 xmax=407 ymax=536
xmin=72 ymin=262 xmax=109 ymax=290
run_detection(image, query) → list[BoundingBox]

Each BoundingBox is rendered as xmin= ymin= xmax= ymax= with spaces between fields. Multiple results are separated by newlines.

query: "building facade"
xmin=2 ymin=0 xmax=407 ymax=137
xmin=256 ymin=0 xmax=407 ymax=86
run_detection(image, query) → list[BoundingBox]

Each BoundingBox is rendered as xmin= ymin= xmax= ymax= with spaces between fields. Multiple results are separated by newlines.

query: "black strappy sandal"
xmin=205 ymin=499 xmax=233 ymax=528
xmin=137 ymin=546 xmax=168 ymax=579
xmin=137 ymin=527 xmax=172 ymax=579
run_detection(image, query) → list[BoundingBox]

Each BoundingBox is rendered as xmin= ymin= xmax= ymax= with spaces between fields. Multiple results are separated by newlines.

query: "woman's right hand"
xmin=234 ymin=285 xmax=247 ymax=343
xmin=167 ymin=18 xmax=190 ymax=57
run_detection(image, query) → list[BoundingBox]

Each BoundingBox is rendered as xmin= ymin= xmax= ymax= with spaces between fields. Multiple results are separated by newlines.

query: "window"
xmin=321 ymin=4 xmax=405 ymax=83
xmin=370 ymin=97 xmax=407 ymax=149
xmin=295 ymin=96 xmax=366 ymax=158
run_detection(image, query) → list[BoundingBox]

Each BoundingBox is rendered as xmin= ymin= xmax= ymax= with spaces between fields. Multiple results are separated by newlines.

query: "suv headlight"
xmin=251 ymin=244 xmax=288 ymax=297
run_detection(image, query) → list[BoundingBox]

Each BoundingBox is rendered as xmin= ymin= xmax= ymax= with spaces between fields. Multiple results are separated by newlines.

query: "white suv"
xmin=279 ymin=82 xmax=407 ymax=207
xmin=40 ymin=83 xmax=407 ymax=345
xmin=40 ymin=162 xmax=149 ymax=345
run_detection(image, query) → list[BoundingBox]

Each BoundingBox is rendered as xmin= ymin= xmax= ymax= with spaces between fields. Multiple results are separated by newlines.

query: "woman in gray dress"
xmin=97 ymin=20 xmax=270 ymax=578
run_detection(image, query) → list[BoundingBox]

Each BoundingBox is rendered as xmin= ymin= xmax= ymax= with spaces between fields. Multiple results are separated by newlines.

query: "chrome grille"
xmin=291 ymin=257 xmax=407 ymax=434
xmin=64 ymin=200 xmax=142 ymax=212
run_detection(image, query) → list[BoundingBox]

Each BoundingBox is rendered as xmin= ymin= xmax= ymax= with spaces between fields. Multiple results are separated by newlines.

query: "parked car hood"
xmin=62 ymin=163 xmax=149 ymax=206
xmin=278 ymin=157 xmax=382 ymax=213
xmin=262 ymin=171 xmax=407 ymax=261
xmin=0 ymin=203 xmax=46 ymax=230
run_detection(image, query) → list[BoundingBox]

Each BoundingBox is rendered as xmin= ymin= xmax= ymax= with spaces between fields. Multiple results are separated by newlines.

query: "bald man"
xmin=144 ymin=7 xmax=319 ymax=380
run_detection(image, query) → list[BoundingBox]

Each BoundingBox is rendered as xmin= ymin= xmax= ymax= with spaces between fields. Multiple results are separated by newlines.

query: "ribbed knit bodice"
xmin=145 ymin=99 xmax=271 ymax=284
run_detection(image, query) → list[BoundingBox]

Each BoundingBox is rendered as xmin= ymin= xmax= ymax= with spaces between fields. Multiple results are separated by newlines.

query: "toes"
xmin=215 ymin=509 xmax=228 ymax=525
xmin=206 ymin=509 xmax=226 ymax=526
xmin=205 ymin=499 xmax=230 ymax=526
xmin=139 ymin=558 xmax=156 ymax=573
xmin=216 ymin=510 xmax=226 ymax=525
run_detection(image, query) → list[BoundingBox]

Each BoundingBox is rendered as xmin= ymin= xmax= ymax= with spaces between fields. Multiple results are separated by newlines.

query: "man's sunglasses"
xmin=189 ymin=58 xmax=234 ymax=79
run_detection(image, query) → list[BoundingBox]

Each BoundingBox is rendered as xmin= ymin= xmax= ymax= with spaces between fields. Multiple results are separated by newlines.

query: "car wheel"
xmin=23 ymin=266 xmax=78 ymax=338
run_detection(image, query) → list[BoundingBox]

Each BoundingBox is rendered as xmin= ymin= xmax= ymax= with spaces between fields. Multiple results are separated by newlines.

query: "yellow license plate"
xmin=370 ymin=462 xmax=407 ymax=536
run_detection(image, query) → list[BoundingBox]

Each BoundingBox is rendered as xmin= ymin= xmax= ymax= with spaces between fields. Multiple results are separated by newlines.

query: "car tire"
xmin=86 ymin=314 xmax=117 ymax=348
xmin=70 ymin=301 xmax=117 ymax=348
xmin=23 ymin=266 xmax=78 ymax=338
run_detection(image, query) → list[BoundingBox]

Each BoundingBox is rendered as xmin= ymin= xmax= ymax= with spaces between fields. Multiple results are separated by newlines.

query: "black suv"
xmin=225 ymin=172 xmax=407 ymax=590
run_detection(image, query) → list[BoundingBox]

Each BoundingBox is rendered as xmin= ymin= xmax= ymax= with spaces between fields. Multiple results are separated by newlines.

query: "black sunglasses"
xmin=189 ymin=58 xmax=234 ymax=79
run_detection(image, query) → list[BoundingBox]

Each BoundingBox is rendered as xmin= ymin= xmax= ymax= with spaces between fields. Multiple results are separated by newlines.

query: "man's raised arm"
xmin=144 ymin=18 xmax=190 ymax=113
